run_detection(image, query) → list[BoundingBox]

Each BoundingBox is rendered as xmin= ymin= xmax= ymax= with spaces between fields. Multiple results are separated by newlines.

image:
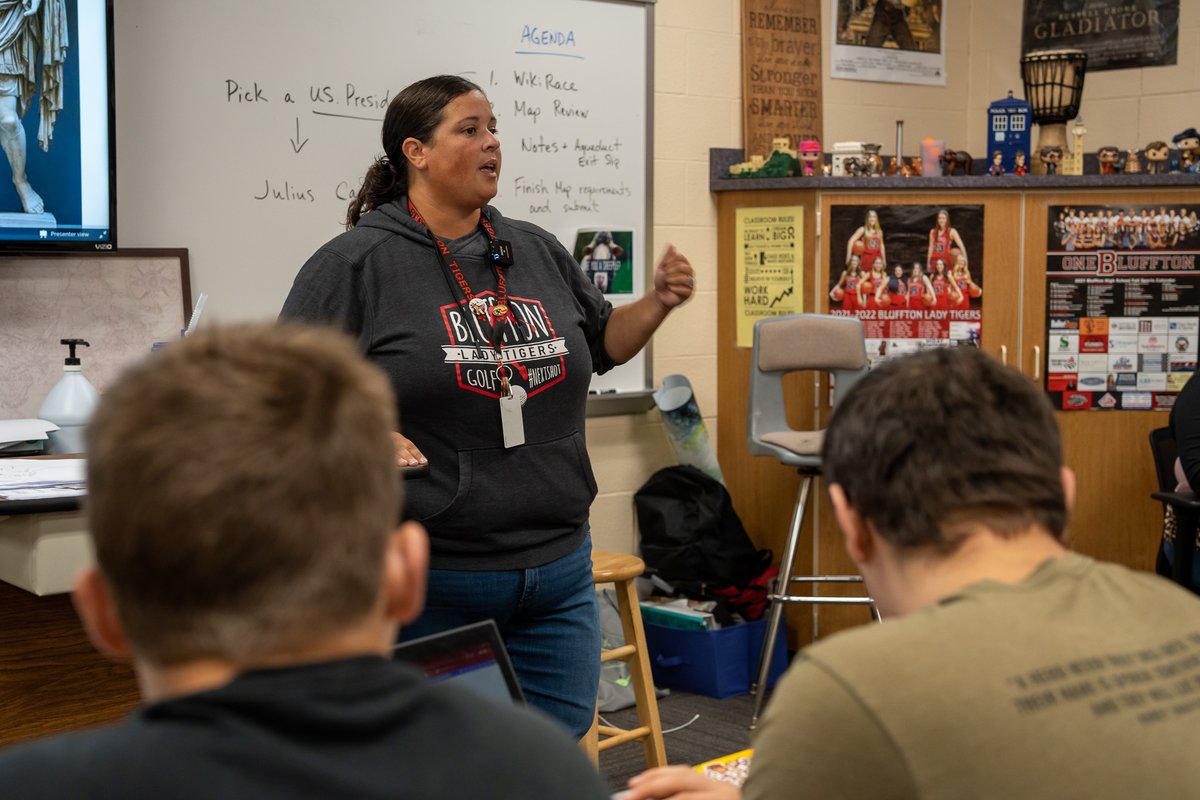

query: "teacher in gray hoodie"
xmin=281 ymin=74 xmax=693 ymax=739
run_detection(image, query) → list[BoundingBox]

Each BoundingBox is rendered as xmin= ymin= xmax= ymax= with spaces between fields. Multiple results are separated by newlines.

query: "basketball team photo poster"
xmin=828 ymin=204 xmax=984 ymax=367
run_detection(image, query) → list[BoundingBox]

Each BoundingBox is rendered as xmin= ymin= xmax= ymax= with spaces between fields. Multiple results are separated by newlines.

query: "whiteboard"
xmin=113 ymin=0 xmax=653 ymax=393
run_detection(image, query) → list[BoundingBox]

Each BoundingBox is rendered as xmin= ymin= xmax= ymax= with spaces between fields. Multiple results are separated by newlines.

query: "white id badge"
xmin=500 ymin=394 xmax=525 ymax=448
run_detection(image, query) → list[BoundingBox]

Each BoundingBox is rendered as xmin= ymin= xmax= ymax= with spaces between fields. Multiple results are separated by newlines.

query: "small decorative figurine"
xmin=987 ymin=150 xmax=1005 ymax=176
xmin=1040 ymin=145 xmax=1064 ymax=175
xmin=1066 ymin=117 xmax=1086 ymax=176
xmin=862 ymin=143 xmax=885 ymax=177
xmin=1123 ymin=148 xmax=1141 ymax=174
xmin=1144 ymin=140 xmax=1169 ymax=175
xmin=1097 ymin=146 xmax=1121 ymax=175
xmin=797 ymin=138 xmax=822 ymax=176
xmin=987 ymin=91 xmax=1032 ymax=176
xmin=903 ymin=156 xmax=922 ymax=177
xmin=940 ymin=149 xmax=973 ymax=176
xmin=831 ymin=141 xmax=867 ymax=176
xmin=1012 ymin=150 xmax=1028 ymax=176
xmin=1172 ymin=128 xmax=1200 ymax=172
xmin=726 ymin=137 xmax=798 ymax=178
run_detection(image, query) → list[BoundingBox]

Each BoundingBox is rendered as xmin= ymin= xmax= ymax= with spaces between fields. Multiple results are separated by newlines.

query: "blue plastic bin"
xmin=642 ymin=618 xmax=789 ymax=699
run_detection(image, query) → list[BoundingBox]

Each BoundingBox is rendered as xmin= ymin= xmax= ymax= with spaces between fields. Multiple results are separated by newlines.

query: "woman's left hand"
xmin=653 ymin=244 xmax=695 ymax=310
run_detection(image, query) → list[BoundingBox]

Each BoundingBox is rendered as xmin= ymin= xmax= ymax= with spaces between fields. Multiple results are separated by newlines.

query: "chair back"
xmin=1149 ymin=426 xmax=1179 ymax=492
xmin=747 ymin=314 xmax=868 ymax=459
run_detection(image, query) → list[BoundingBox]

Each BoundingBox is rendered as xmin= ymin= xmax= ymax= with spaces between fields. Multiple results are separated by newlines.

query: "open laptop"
xmin=393 ymin=619 xmax=524 ymax=705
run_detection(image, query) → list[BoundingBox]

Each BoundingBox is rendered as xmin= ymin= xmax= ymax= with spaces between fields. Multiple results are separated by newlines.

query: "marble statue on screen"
xmin=0 ymin=0 xmax=67 ymax=218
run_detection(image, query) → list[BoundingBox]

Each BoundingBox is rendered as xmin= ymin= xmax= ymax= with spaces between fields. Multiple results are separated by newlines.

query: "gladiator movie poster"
xmin=830 ymin=1 xmax=947 ymax=86
xmin=828 ymin=204 xmax=984 ymax=368
xmin=1022 ymin=1 xmax=1179 ymax=71
xmin=1043 ymin=204 xmax=1200 ymax=412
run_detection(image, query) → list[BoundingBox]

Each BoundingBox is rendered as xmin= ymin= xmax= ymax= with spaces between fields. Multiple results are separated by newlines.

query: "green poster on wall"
xmin=573 ymin=229 xmax=634 ymax=295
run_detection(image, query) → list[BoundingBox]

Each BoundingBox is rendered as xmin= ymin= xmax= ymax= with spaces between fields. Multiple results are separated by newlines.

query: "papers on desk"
xmin=0 ymin=458 xmax=86 ymax=500
xmin=0 ymin=419 xmax=59 ymax=454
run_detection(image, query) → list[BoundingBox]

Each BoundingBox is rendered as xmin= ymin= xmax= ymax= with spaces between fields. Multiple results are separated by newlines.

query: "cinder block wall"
xmin=966 ymin=1 xmax=1200 ymax=156
xmin=584 ymin=0 xmax=739 ymax=555
xmin=587 ymin=0 xmax=1200 ymax=555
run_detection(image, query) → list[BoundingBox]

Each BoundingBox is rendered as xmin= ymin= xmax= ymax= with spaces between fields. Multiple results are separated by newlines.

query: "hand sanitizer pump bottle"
xmin=38 ymin=338 xmax=100 ymax=454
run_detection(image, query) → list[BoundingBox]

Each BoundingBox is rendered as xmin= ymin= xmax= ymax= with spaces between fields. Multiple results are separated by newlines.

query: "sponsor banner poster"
xmin=736 ymin=206 xmax=804 ymax=348
xmin=831 ymin=0 xmax=946 ymax=86
xmin=828 ymin=204 xmax=984 ymax=367
xmin=573 ymin=229 xmax=634 ymax=295
xmin=1022 ymin=0 xmax=1179 ymax=72
xmin=1044 ymin=204 xmax=1200 ymax=411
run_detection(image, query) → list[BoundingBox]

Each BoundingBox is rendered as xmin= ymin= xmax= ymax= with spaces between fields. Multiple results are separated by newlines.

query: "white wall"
xmin=821 ymin=1 xmax=1200 ymax=158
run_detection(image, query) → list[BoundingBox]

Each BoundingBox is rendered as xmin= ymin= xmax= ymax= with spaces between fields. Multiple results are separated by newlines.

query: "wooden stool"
xmin=586 ymin=550 xmax=667 ymax=769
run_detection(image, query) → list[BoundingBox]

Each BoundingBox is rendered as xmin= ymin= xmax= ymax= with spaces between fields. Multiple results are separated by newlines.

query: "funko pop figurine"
xmin=798 ymin=138 xmax=822 ymax=176
xmin=1040 ymin=145 xmax=1064 ymax=175
xmin=1012 ymin=150 xmax=1028 ymax=176
xmin=1172 ymin=128 xmax=1200 ymax=173
xmin=987 ymin=150 xmax=1005 ymax=176
xmin=1123 ymin=148 xmax=1142 ymax=174
xmin=1144 ymin=140 xmax=1170 ymax=175
xmin=1096 ymin=146 xmax=1121 ymax=175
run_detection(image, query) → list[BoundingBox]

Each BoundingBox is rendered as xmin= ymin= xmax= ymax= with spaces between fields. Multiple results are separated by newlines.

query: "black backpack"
xmin=634 ymin=466 xmax=771 ymax=618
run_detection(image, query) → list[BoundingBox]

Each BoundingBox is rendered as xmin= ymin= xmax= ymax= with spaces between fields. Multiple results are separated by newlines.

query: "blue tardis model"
xmin=987 ymin=91 xmax=1032 ymax=174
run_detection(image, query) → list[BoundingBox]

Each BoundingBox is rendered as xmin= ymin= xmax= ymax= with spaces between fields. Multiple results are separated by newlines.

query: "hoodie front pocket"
xmin=421 ymin=430 xmax=597 ymax=543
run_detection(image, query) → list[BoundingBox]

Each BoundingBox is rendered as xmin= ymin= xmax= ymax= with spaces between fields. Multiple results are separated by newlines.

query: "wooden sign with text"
xmin=741 ymin=0 xmax=823 ymax=160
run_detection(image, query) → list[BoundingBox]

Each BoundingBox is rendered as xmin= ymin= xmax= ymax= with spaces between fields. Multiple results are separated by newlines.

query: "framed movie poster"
xmin=828 ymin=204 xmax=984 ymax=367
xmin=1044 ymin=204 xmax=1199 ymax=411
xmin=1022 ymin=1 xmax=1179 ymax=71
xmin=831 ymin=0 xmax=946 ymax=86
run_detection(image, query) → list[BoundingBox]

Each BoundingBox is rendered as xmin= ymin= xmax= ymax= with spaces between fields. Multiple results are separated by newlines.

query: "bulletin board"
xmin=0 ymin=250 xmax=191 ymax=417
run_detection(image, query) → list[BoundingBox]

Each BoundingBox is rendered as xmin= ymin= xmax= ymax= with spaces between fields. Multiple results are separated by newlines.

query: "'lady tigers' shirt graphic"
xmin=439 ymin=291 xmax=568 ymax=398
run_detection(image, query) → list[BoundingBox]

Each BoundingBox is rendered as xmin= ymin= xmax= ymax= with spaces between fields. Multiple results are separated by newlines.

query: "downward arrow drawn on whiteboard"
xmin=290 ymin=118 xmax=309 ymax=153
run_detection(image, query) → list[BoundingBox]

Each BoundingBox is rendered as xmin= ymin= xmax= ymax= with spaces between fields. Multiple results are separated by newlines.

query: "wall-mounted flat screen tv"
xmin=0 ymin=0 xmax=114 ymax=251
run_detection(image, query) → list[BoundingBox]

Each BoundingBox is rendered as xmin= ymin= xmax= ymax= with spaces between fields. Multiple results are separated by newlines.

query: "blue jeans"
xmin=400 ymin=534 xmax=599 ymax=738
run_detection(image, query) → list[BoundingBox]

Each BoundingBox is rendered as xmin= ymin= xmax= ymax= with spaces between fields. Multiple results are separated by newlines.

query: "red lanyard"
xmin=408 ymin=200 xmax=509 ymax=324
xmin=408 ymin=200 xmax=513 ymax=386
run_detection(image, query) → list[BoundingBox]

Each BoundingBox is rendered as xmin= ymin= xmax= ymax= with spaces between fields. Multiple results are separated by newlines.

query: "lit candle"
xmin=922 ymin=137 xmax=944 ymax=177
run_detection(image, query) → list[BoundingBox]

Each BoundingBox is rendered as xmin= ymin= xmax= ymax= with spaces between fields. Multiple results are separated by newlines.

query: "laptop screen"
xmin=393 ymin=620 xmax=524 ymax=705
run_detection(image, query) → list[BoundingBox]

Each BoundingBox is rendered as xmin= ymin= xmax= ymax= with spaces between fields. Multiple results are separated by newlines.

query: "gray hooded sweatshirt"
xmin=281 ymin=199 xmax=615 ymax=570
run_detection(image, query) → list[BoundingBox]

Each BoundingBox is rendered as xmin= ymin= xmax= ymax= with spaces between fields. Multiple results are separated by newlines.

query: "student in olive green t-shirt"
xmin=624 ymin=347 xmax=1200 ymax=800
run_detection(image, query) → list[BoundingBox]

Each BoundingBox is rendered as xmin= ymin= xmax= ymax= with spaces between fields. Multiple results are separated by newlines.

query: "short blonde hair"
xmin=86 ymin=323 xmax=401 ymax=665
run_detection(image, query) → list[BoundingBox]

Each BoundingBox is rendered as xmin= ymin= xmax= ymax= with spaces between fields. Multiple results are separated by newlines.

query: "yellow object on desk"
xmin=693 ymin=749 xmax=753 ymax=787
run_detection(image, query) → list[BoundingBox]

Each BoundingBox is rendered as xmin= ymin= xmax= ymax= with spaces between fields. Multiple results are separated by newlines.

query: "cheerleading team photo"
xmin=828 ymin=204 xmax=985 ymax=367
